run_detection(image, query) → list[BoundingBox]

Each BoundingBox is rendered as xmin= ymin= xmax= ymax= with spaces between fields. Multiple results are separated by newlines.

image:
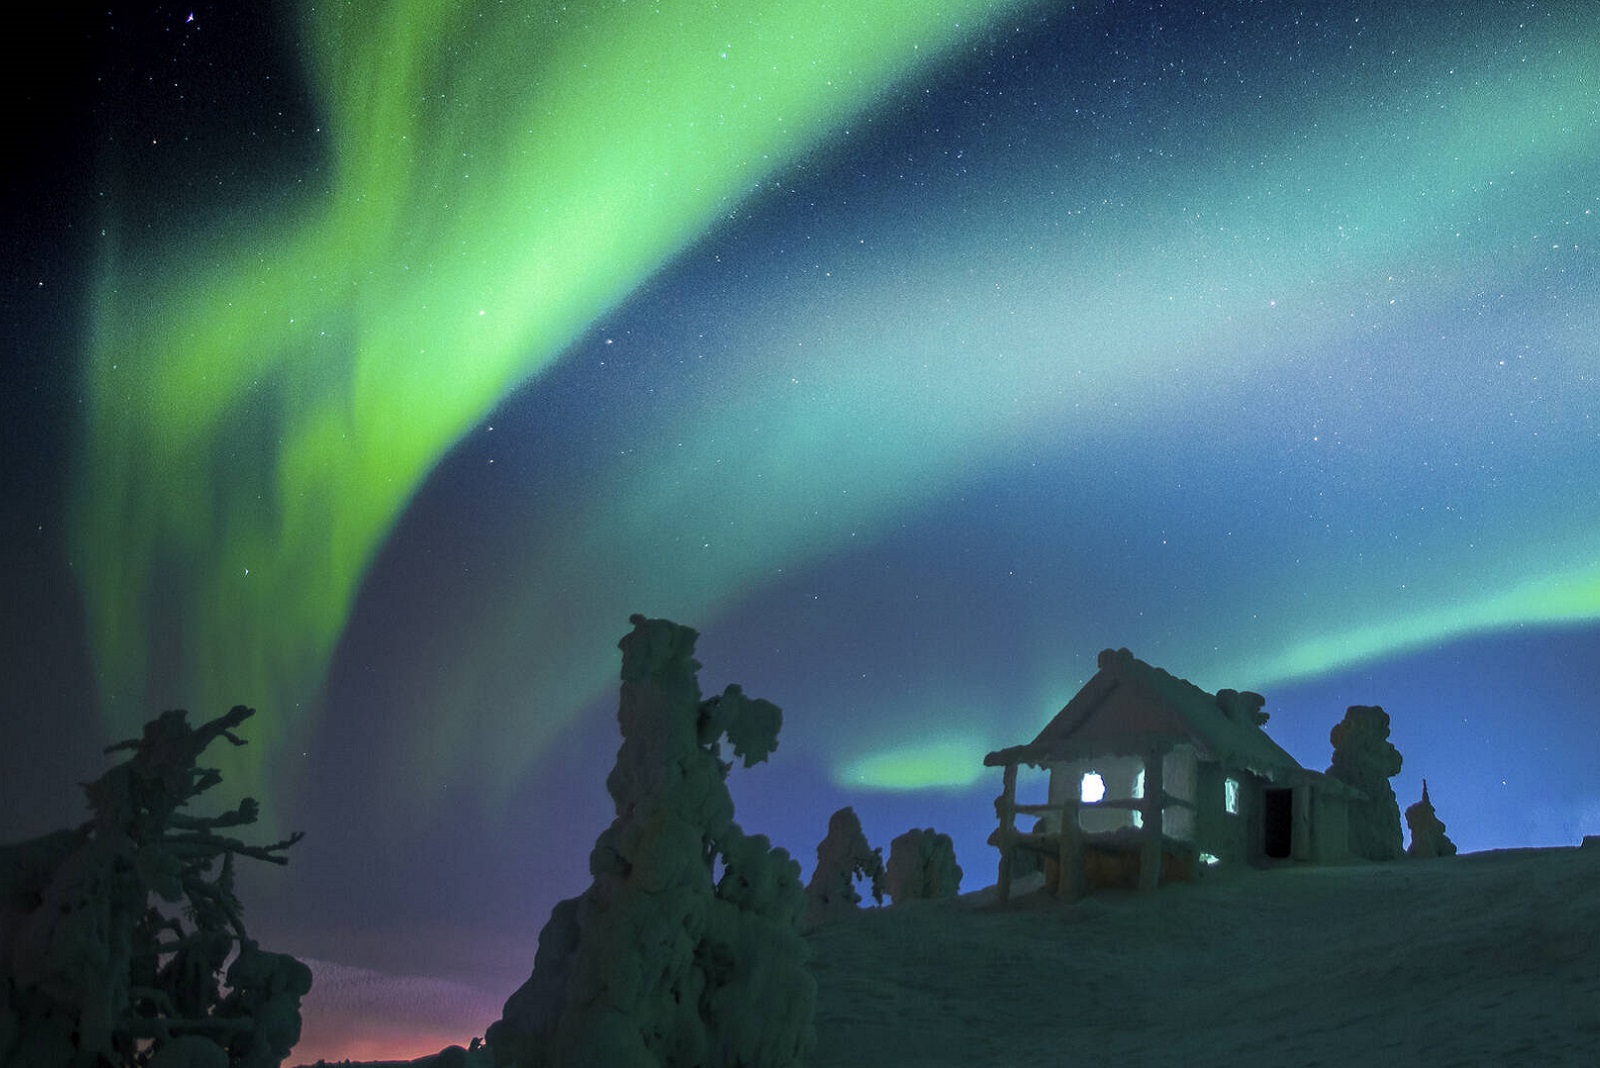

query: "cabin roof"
xmin=984 ymin=647 xmax=1306 ymax=779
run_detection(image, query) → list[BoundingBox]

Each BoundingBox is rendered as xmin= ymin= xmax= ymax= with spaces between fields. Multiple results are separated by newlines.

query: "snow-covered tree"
xmin=487 ymin=615 xmax=813 ymax=1068
xmin=1405 ymin=779 xmax=1457 ymax=859
xmin=804 ymin=807 xmax=884 ymax=926
xmin=0 ymin=706 xmax=308 ymax=1068
xmin=884 ymin=828 xmax=963 ymax=904
xmin=1327 ymin=704 xmax=1404 ymax=861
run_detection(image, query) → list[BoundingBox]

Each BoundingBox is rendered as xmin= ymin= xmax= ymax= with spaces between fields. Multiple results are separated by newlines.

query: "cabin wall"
xmin=1194 ymin=762 xmax=1249 ymax=863
xmin=1161 ymin=745 xmax=1199 ymax=841
xmin=1051 ymin=755 xmax=1145 ymax=835
xmin=1045 ymin=761 xmax=1074 ymax=816
xmin=1311 ymin=785 xmax=1352 ymax=862
xmin=1244 ymin=774 xmax=1354 ymax=866
xmin=1041 ymin=751 xmax=1346 ymax=869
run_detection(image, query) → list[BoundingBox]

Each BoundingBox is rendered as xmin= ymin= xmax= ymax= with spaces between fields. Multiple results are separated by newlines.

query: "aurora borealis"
xmin=72 ymin=0 xmax=1039 ymax=801
xmin=4 ymin=0 xmax=1599 ymax=1061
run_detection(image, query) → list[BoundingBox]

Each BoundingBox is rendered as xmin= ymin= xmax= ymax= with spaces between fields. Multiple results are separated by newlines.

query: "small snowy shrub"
xmin=1404 ymin=780 xmax=1457 ymax=859
xmin=885 ymin=828 xmax=963 ymax=904
xmin=804 ymin=807 xmax=884 ymax=926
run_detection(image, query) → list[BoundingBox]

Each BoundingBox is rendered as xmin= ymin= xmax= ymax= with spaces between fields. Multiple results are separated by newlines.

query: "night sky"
xmin=4 ymin=1 xmax=1599 ymax=1061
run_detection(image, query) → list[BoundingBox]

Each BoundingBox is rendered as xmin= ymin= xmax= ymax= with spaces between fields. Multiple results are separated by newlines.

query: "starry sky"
xmin=3 ymin=1 xmax=1598 ymax=1062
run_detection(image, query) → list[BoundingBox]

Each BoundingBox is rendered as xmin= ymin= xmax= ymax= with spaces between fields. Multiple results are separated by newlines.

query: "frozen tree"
xmin=0 ymin=705 xmax=309 ymax=1068
xmin=1326 ymin=704 xmax=1404 ymax=861
xmin=803 ymin=807 xmax=884 ymax=926
xmin=884 ymin=828 xmax=963 ymax=904
xmin=1405 ymin=780 xmax=1457 ymax=859
xmin=487 ymin=615 xmax=813 ymax=1068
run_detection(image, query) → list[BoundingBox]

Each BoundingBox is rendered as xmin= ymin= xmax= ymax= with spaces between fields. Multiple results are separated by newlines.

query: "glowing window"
xmin=1081 ymin=772 xmax=1106 ymax=803
xmin=1133 ymin=768 xmax=1145 ymax=799
xmin=1224 ymin=777 xmax=1240 ymax=815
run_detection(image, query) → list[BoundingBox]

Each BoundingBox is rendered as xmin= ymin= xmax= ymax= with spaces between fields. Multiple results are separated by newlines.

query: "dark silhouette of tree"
xmin=804 ymin=807 xmax=885 ymax=926
xmin=0 ymin=706 xmax=309 ymax=1067
xmin=487 ymin=616 xmax=813 ymax=1068
xmin=1405 ymin=779 xmax=1457 ymax=859
xmin=1326 ymin=704 xmax=1404 ymax=861
xmin=884 ymin=828 xmax=963 ymax=904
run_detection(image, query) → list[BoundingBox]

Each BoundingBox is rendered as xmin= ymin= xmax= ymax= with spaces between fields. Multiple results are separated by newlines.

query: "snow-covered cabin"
xmin=984 ymin=648 xmax=1360 ymax=901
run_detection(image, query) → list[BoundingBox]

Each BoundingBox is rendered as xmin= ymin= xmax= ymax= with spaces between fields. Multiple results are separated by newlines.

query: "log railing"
xmin=992 ymin=751 xmax=1201 ymax=903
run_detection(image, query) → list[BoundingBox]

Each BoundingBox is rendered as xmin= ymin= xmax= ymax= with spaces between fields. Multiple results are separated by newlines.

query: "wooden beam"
xmin=1059 ymin=798 xmax=1085 ymax=902
xmin=1138 ymin=746 xmax=1165 ymax=891
xmin=996 ymin=762 xmax=1018 ymax=904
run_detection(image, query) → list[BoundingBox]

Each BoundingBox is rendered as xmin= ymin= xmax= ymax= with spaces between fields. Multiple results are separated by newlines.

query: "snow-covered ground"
xmin=302 ymin=845 xmax=1600 ymax=1067
xmin=808 ymin=847 xmax=1600 ymax=1067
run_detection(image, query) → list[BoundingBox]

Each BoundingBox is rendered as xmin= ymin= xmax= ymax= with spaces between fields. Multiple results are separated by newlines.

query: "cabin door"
xmin=1262 ymin=787 xmax=1293 ymax=859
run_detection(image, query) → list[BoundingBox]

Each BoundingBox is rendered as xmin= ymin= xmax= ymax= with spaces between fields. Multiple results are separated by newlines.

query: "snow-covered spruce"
xmin=487 ymin=616 xmax=813 ymax=1068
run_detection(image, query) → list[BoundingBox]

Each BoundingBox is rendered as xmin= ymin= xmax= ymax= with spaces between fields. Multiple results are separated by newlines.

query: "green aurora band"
xmin=391 ymin=12 xmax=1600 ymax=796
xmin=75 ymin=0 xmax=1035 ymax=794
xmin=75 ymin=2 xmax=1600 ymax=803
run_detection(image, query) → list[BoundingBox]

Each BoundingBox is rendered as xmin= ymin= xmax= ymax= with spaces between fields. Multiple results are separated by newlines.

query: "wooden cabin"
xmin=985 ymin=648 xmax=1361 ymax=901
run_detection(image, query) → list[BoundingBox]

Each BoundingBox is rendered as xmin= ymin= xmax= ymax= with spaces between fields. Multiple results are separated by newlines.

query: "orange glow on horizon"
xmin=291 ymin=1026 xmax=475 ymax=1067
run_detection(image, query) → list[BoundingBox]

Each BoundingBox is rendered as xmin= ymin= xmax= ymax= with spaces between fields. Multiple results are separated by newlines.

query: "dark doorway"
xmin=1262 ymin=787 xmax=1293 ymax=859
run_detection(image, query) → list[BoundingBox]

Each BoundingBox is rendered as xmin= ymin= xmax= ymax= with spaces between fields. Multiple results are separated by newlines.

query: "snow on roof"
xmin=985 ymin=647 xmax=1306 ymax=779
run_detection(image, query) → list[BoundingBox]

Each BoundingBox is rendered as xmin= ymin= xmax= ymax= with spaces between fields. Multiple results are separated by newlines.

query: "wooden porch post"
xmin=996 ymin=762 xmax=1018 ymax=904
xmin=1058 ymin=796 xmax=1085 ymax=901
xmin=1139 ymin=746 xmax=1165 ymax=891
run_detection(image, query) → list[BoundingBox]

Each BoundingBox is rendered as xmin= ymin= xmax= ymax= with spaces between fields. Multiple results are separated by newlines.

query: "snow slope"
xmin=807 ymin=848 xmax=1600 ymax=1067
xmin=299 ymin=846 xmax=1600 ymax=1067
